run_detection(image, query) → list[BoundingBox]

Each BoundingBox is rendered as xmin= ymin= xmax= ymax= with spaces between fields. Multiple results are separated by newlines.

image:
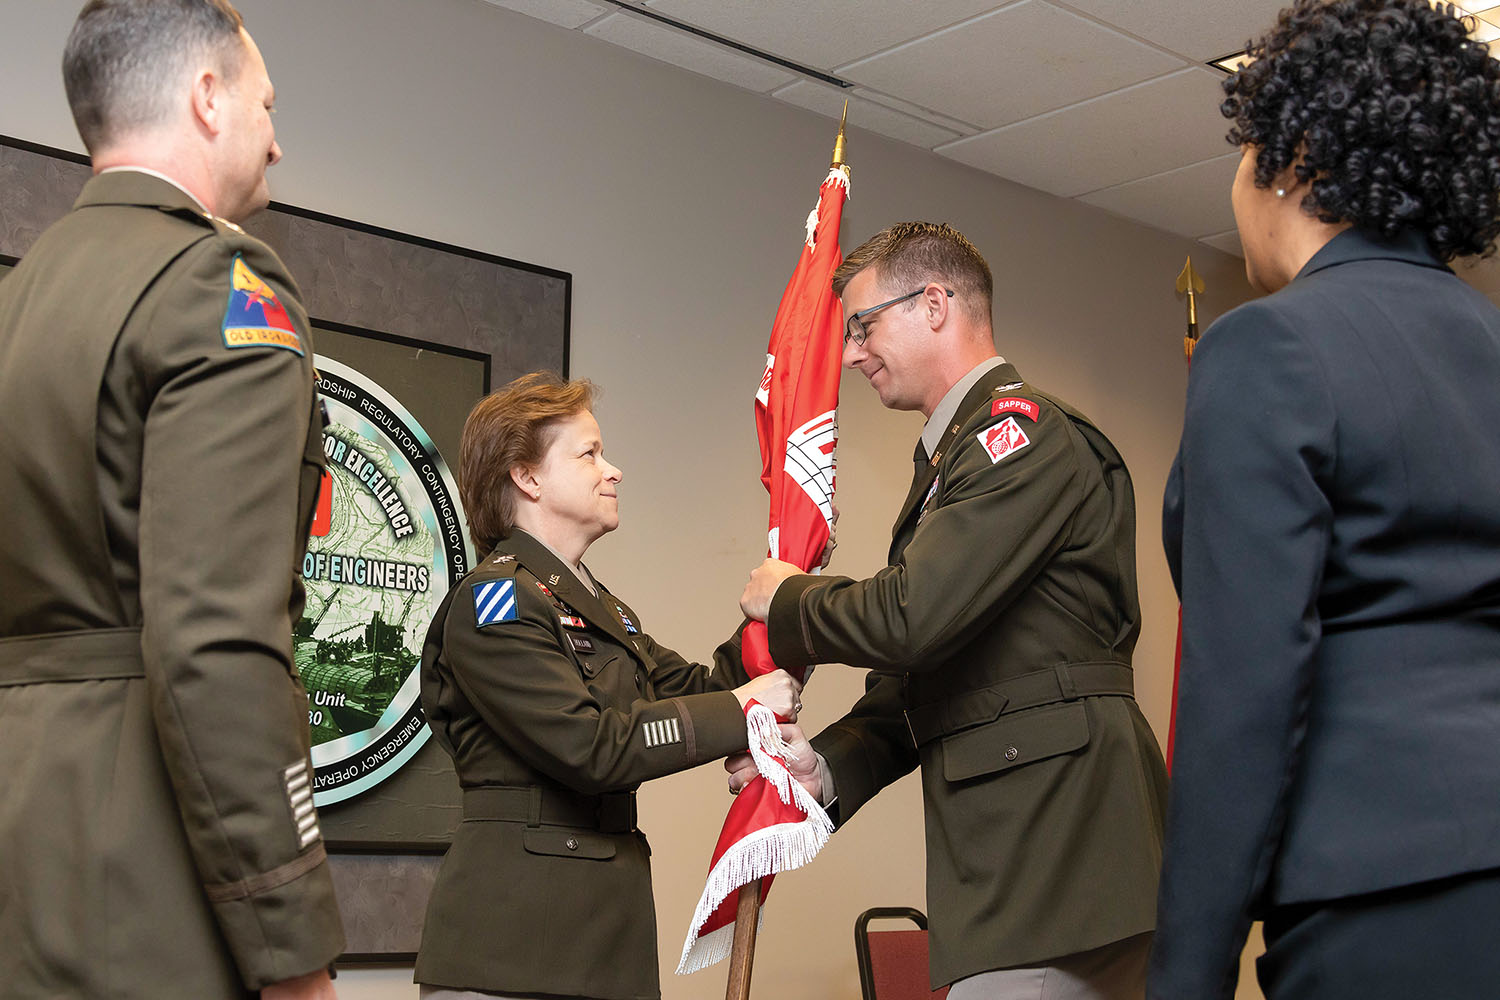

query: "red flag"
xmin=677 ymin=159 xmax=848 ymax=974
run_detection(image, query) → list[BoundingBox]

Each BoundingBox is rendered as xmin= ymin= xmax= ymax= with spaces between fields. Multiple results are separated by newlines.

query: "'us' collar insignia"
xmin=549 ymin=573 xmax=561 ymax=586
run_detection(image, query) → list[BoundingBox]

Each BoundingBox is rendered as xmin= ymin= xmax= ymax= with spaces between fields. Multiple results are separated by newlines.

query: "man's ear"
xmin=923 ymin=282 xmax=951 ymax=331
xmin=510 ymin=464 xmax=540 ymax=502
xmin=189 ymin=67 xmax=224 ymax=136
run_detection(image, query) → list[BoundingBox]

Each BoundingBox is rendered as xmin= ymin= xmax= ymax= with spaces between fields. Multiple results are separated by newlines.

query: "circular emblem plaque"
xmin=299 ymin=357 xmax=472 ymax=806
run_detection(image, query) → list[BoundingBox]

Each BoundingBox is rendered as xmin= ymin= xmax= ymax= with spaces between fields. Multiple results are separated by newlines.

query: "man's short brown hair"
xmin=63 ymin=0 xmax=246 ymax=154
xmin=832 ymin=222 xmax=993 ymax=326
xmin=459 ymin=372 xmax=596 ymax=556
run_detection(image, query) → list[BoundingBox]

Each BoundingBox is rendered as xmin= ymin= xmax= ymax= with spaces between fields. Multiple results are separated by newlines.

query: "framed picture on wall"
xmin=0 ymin=134 xmax=572 ymax=962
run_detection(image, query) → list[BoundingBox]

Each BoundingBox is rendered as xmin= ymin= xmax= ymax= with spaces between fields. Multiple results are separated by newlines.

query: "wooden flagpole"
xmin=723 ymin=101 xmax=850 ymax=1000
xmin=724 ymin=881 xmax=760 ymax=999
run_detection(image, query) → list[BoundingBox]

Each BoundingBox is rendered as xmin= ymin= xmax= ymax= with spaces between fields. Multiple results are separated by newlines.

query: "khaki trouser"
xmin=947 ymin=932 xmax=1151 ymax=1000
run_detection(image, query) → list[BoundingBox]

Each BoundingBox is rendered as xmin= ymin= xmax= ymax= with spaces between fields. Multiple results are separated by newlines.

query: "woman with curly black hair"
xmin=1151 ymin=2 xmax=1500 ymax=998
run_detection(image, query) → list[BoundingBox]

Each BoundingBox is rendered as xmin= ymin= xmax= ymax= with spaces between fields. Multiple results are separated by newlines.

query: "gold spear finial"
xmin=1175 ymin=256 xmax=1205 ymax=360
xmin=830 ymin=99 xmax=850 ymax=177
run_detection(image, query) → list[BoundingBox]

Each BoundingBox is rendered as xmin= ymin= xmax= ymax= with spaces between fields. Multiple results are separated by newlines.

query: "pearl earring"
xmin=1275 ymin=188 xmax=1287 ymax=198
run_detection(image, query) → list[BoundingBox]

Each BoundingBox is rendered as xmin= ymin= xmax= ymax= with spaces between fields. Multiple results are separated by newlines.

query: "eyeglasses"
xmin=844 ymin=287 xmax=954 ymax=346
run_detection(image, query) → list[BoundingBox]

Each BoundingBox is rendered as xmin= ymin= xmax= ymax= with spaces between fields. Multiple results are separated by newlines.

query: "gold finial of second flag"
xmin=831 ymin=98 xmax=850 ymax=178
xmin=1175 ymin=256 xmax=1204 ymax=360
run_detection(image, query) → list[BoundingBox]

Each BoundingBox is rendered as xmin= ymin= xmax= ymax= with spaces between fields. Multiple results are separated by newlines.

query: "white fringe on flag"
xmin=744 ymin=704 xmax=821 ymax=816
xmin=804 ymin=167 xmax=852 ymax=250
xmin=676 ymin=908 xmax=764 ymax=978
xmin=675 ymin=704 xmax=834 ymax=975
xmin=675 ymin=818 xmax=831 ymax=974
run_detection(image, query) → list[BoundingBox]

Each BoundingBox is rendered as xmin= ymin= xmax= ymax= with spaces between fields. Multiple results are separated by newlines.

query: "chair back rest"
xmin=855 ymin=907 xmax=951 ymax=1000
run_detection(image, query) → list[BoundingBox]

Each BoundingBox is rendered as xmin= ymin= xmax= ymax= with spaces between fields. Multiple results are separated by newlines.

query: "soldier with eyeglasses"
xmin=733 ymin=221 xmax=1168 ymax=1000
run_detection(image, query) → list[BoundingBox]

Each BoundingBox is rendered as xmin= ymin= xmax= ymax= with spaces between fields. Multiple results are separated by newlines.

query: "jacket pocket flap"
xmin=941 ymin=701 xmax=1089 ymax=782
xmin=522 ymin=827 xmax=616 ymax=860
xmin=573 ymin=647 xmax=621 ymax=679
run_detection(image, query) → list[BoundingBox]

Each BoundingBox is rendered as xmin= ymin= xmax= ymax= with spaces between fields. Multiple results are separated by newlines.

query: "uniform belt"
xmin=0 ymin=627 xmax=145 ymax=686
xmin=904 ymin=661 xmax=1135 ymax=747
xmin=462 ymin=785 xmax=638 ymax=833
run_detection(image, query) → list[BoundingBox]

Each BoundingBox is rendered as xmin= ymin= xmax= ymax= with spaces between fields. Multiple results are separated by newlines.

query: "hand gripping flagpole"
xmin=677 ymin=106 xmax=850 ymax=997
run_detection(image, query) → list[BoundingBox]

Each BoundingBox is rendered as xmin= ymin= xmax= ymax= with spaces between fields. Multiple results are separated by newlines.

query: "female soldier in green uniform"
xmin=414 ymin=372 xmax=800 ymax=1000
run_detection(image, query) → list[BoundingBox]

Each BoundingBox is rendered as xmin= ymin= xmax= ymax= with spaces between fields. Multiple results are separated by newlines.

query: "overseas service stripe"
xmin=644 ymin=716 xmax=682 ymax=748
xmin=283 ymin=758 xmax=322 ymax=849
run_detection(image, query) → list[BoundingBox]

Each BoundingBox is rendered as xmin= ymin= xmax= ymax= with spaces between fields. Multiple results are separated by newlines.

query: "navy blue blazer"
xmin=1149 ymin=228 xmax=1500 ymax=998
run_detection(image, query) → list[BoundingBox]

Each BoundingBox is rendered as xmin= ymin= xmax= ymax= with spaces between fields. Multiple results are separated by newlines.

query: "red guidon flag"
xmin=677 ymin=152 xmax=848 ymax=975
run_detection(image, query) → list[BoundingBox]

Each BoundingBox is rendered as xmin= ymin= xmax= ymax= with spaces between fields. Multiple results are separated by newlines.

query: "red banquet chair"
xmin=854 ymin=907 xmax=951 ymax=1000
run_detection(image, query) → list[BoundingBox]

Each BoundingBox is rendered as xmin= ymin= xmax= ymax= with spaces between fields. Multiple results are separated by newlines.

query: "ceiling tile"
xmin=643 ymin=0 xmax=1002 ymax=71
xmin=583 ymin=12 xmax=798 ymax=92
xmin=480 ymin=0 xmax=608 ymax=31
xmin=1079 ymin=152 xmax=1239 ymax=238
xmin=838 ymin=1 xmax=1186 ymax=130
xmin=1057 ymin=0 xmax=1287 ymax=61
xmin=936 ymin=67 xmax=1233 ymax=197
xmin=848 ymin=88 xmax=980 ymax=134
xmin=1199 ymin=228 xmax=1243 ymax=257
xmin=772 ymin=81 xmax=962 ymax=149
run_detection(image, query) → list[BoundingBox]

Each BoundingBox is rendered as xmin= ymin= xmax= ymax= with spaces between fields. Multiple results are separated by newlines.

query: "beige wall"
xmin=0 ymin=0 xmax=1268 ymax=995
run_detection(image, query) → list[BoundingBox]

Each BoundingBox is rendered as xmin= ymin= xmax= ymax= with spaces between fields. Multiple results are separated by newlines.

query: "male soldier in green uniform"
xmin=734 ymin=223 xmax=1168 ymax=999
xmin=0 ymin=2 xmax=343 ymax=997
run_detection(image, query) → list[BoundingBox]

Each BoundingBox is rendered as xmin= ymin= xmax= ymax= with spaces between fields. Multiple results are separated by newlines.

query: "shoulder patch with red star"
xmin=221 ymin=255 xmax=303 ymax=355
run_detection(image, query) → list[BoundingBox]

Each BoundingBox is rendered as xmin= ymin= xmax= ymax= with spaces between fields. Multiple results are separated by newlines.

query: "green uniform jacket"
xmin=0 ymin=171 xmax=344 ymax=996
xmin=768 ymin=364 xmax=1168 ymax=988
xmin=415 ymin=528 xmax=752 ymax=1000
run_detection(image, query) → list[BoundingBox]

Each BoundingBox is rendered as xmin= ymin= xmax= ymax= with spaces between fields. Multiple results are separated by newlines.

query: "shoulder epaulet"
xmin=985 ymin=380 xmax=1043 ymax=424
xmin=968 ymin=379 xmax=1045 ymax=467
xmin=474 ymin=552 xmax=521 ymax=578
